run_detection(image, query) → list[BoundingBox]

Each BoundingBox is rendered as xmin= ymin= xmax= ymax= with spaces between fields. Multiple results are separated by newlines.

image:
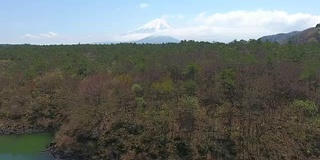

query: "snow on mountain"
xmin=113 ymin=18 xmax=178 ymax=43
xmin=133 ymin=18 xmax=172 ymax=33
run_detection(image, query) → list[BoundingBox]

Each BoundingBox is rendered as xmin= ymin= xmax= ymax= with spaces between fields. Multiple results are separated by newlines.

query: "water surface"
xmin=0 ymin=133 xmax=54 ymax=160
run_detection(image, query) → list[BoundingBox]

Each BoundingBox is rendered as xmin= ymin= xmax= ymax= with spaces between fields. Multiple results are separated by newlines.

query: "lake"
xmin=0 ymin=133 xmax=55 ymax=160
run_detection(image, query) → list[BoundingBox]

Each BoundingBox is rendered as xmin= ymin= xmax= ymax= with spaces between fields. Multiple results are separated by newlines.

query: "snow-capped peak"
xmin=134 ymin=18 xmax=172 ymax=33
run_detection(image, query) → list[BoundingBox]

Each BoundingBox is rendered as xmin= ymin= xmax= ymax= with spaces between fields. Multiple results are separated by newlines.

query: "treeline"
xmin=0 ymin=40 xmax=320 ymax=159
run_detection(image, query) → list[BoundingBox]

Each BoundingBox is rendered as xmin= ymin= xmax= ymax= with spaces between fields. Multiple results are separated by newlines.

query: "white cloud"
xmin=118 ymin=10 xmax=320 ymax=43
xmin=22 ymin=31 xmax=59 ymax=39
xmin=139 ymin=3 xmax=149 ymax=9
xmin=195 ymin=10 xmax=320 ymax=32
xmin=18 ymin=32 xmax=112 ymax=45
xmin=39 ymin=31 xmax=59 ymax=38
xmin=184 ymin=10 xmax=320 ymax=42
xmin=20 ymin=31 xmax=65 ymax=44
xmin=111 ymin=33 xmax=149 ymax=42
xmin=22 ymin=34 xmax=39 ymax=39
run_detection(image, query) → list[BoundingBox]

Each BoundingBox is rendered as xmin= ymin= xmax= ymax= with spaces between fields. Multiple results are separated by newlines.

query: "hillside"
xmin=259 ymin=24 xmax=320 ymax=44
xmin=259 ymin=31 xmax=300 ymax=44
xmin=288 ymin=27 xmax=320 ymax=44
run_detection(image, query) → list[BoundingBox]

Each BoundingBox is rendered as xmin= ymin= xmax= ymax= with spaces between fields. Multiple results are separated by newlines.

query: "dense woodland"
xmin=0 ymin=40 xmax=320 ymax=159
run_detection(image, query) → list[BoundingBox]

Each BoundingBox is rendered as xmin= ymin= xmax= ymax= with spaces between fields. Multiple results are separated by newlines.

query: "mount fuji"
xmin=129 ymin=19 xmax=179 ymax=44
xmin=98 ymin=19 xmax=180 ymax=44
xmin=132 ymin=18 xmax=172 ymax=34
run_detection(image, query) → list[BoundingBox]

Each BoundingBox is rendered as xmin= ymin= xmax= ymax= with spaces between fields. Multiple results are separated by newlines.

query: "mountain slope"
xmin=134 ymin=35 xmax=179 ymax=44
xmin=287 ymin=27 xmax=320 ymax=44
xmin=259 ymin=24 xmax=320 ymax=44
xmin=259 ymin=31 xmax=300 ymax=44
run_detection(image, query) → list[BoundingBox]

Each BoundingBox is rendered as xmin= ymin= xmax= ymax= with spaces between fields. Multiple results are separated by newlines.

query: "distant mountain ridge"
xmin=133 ymin=35 xmax=179 ymax=44
xmin=259 ymin=24 xmax=320 ymax=44
xmin=259 ymin=31 xmax=300 ymax=43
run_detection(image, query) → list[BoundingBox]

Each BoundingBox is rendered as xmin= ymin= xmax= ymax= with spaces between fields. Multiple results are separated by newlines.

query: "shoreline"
xmin=0 ymin=124 xmax=64 ymax=159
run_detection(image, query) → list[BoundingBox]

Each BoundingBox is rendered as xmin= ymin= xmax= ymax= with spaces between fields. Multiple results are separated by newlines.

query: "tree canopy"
xmin=0 ymin=41 xmax=320 ymax=159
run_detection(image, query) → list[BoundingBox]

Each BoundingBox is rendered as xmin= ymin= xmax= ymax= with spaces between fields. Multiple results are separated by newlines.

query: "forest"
xmin=0 ymin=40 xmax=320 ymax=159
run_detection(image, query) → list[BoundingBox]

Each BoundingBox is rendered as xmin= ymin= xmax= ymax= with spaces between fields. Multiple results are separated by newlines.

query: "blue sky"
xmin=1 ymin=0 xmax=320 ymax=44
